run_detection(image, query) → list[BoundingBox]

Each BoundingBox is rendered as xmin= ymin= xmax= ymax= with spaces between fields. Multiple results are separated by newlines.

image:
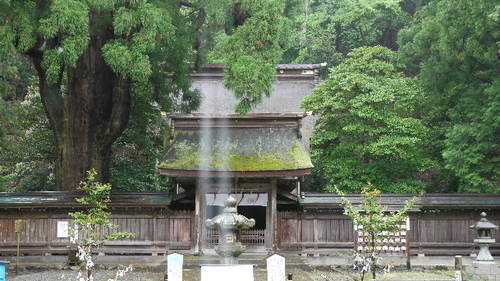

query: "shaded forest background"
xmin=1 ymin=0 xmax=499 ymax=193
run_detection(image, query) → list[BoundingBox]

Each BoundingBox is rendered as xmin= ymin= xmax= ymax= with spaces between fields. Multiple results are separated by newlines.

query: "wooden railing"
xmin=205 ymin=229 xmax=265 ymax=248
xmin=241 ymin=229 xmax=265 ymax=247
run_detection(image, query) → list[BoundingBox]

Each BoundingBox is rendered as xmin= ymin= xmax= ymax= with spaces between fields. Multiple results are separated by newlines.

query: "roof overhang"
xmin=0 ymin=192 xmax=171 ymax=209
xmin=158 ymin=168 xmax=313 ymax=178
xmin=299 ymin=193 xmax=500 ymax=211
xmin=188 ymin=63 xmax=325 ymax=82
xmin=159 ymin=114 xmax=313 ymax=178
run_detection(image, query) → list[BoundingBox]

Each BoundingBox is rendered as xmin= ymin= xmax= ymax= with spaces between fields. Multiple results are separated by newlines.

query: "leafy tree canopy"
xmin=302 ymin=46 xmax=434 ymax=193
xmin=283 ymin=0 xmax=412 ymax=70
xmin=0 ymin=0 xmax=299 ymax=191
xmin=398 ymin=0 xmax=500 ymax=192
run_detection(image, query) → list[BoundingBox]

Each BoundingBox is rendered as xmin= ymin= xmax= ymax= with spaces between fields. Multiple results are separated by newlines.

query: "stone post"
xmin=454 ymin=255 xmax=462 ymax=281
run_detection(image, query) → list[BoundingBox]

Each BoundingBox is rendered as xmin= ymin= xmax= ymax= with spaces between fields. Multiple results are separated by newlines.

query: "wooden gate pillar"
xmin=195 ymin=179 xmax=207 ymax=254
xmin=266 ymin=179 xmax=278 ymax=252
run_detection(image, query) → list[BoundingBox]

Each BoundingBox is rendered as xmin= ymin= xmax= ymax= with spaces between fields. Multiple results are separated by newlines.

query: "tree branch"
xmin=457 ymin=67 xmax=493 ymax=84
xmin=28 ymin=39 xmax=65 ymax=143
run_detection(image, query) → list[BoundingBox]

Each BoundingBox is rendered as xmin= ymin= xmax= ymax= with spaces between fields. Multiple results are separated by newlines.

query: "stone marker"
xmin=266 ymin=254 xmax=286 ymax=281
xmin=167 ymin=252 xmax=184 ymax=281
xmin=454 ymin=255 xmax=462 ymax=281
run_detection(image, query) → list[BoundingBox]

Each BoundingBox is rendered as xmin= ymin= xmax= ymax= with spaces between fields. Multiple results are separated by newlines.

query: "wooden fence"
xmin=410 ymin=210 xmax=500 ymax=255
xmin=0 ymin=209 xmax=194 ymax=255
xmin=278 ymin=210 xmax=355 ymax=253
xmin=1 ymin=204 xmax=499 ymax=256
xmin=278 ymin=209 xmax=500 ymax=256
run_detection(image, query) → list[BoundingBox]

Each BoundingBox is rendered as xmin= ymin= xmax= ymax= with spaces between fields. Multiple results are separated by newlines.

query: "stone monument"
xmin=266 ymin=254 xmax=286 ymax=281
xmin=465 ymin=212 xmax=500 ymax=280
xmin=167 ymin=252 xmax=184 ymax=281
xmin=206 ymin=195 xmax=256 ymax=264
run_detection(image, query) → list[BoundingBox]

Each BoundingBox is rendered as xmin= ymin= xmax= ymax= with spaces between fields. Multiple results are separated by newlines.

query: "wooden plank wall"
xmin=0 ymin=209 xmax=194 ymax=255
xmin=410 ymin=210 xmax=500 ymax=255
xmin=278 ymin=210 xmax=500 ymax=256
xmin=1 ymin=208 xmax=499 ymax=256
xmin=278 ymin=210 xmax=355 ymax=254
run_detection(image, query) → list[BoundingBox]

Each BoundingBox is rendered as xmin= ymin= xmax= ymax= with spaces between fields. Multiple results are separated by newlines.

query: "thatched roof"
xmin=158 ymin=114 xmax=313 ymax=177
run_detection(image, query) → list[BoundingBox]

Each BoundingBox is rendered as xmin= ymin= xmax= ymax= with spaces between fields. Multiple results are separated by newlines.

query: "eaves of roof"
xmin=0 ymin=191 xmax=171 ymax=209
xmin=159 ymin=114 xmax=313 ymax=178
xmin=299 ymin=193 xmax=500 ymax=211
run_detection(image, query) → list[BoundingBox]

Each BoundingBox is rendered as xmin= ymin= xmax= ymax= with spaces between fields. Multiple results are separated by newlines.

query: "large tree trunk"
xmin=31 ymin=13 xmax=131 ymax=191
xmin=58 ymin=58 xmax=131 ymax=191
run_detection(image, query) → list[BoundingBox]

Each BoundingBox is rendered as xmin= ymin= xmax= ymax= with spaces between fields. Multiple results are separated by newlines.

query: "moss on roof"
xmin=160 ymin=126 xmax=313 ymax=172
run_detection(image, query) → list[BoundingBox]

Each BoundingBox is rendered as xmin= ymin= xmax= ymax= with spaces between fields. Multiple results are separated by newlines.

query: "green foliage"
xmin=0 ymin=49 xmax=34 ymax=144
xmin=302 ymin=166 xmax=331 ymax=192
xmin=210 ymin=0 xmax=294 ymax=114
xmin=39 ymin=0 xmax=90 ymax=83
xmin=3 ymin=0 xmax=499 ymax=194
xmin=102 ymin=3 xmax=174 ymax=82
xmin=336 ymin=186 xmax=421 ymax=280
xmin=3 ymin=0 xmax=294 ymax=112
xmin=0 ymin=51 xmax=20 ymax=100
xmin=110 ymin=83 xmax=171 ymax=191
xmin=0 ymin=82 xmax=55 ymax=191
xmin=331 ymin=0 xmax=411 ymax=49
xmin=0 ymin=0 xmax=299 ymax=191
xmin=70 ymin=169 xmax=135 ymax=243
xmin=282 ymin=0 xmax=342 ymax=67
xmin=302 ymin=46 xmax=434 ymax=193
xmin=282 ymin=0 xmax=412 ymax=71
xmin=0 ymin=18 xmax=62 ymax=192
xmin=69 ymin=169 xmax=134 ymax=278
xmin=0 ymin=166 xmax=12 ymax=192
xmin=398 ymin=0 xmax=500 ymax=192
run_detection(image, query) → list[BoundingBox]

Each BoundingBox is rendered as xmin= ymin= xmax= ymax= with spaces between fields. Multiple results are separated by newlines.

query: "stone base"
xmin=465 ymin=261 xmax=500 ymax=280
xmin=472 ymin=261 xmax=498 ymax=268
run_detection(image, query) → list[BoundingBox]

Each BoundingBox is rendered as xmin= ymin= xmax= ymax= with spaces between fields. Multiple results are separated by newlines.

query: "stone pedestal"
xmin=475 ymin=238 xmax=495 ymax=261
xmin=465 ymin=238 xmax=500 ymax=280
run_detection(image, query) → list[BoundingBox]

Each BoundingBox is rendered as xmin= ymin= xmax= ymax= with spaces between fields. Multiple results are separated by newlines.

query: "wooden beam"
xmin=266 ymin=179 xmax=277 ymax=252
xmin=277 ymin=189 xmax=298 ymax=202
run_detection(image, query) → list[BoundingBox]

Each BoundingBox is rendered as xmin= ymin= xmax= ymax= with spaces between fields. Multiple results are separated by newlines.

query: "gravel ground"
xmin=6 ymin=268 xmax=349 ymax=281
xmin=9 ymin=268 xmax=165 ymax=281
xmin=6 ymin=268 xmax=458 ymax=281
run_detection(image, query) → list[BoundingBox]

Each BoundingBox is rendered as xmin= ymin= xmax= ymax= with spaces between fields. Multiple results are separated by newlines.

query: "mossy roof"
xmin=158 ymin=114 xmax=313 ymax=177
